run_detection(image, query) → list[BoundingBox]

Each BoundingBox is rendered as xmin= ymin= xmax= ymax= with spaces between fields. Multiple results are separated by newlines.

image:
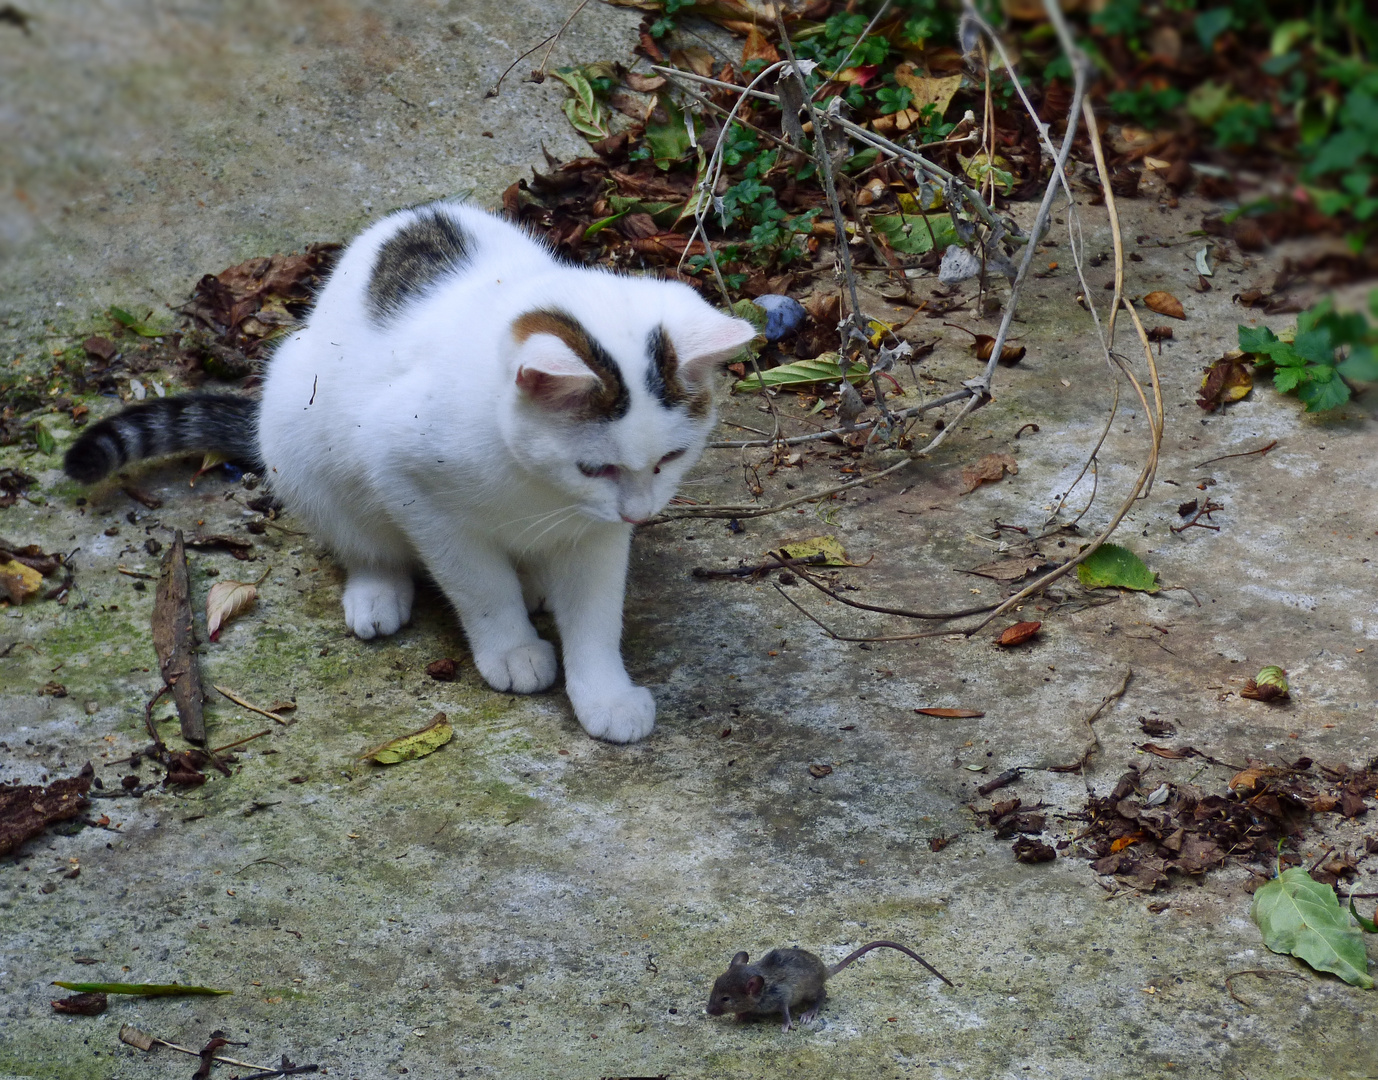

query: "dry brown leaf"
xmin=915 ymin=707 xmax=986 ymax=718
xmin=1143 ymin=290 xmax=1186 ymax=319
xmin=740 ymin=25 xmax=779 ymax=67
xmin=206 ymin=571 xmax=267 ymax=642
xmin=1196 ymin=357 xmax=1253 ymax=411
xmin=996 ymin=621 xmax=1042 ymax=647
xmin=1228 ymin=767 xmax=1272 ymax=793
xmin=960 ymin=452 xmax=1018 ymax=494
xmin=669 ymin=46 xmax=715 ymax=78
xmin=624 ymin=72 xmax=666 ymax=93
xmin=808 ymin=763 xmax=833 ymax=778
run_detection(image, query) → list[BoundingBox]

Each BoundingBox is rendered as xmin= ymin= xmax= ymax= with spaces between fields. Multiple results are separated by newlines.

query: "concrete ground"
xmin=3 ymin=2 xmax=1377 ymax=1079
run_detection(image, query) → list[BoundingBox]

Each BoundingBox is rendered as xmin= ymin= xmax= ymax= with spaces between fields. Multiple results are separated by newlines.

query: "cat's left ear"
xmin=663 ymin=308 xmax=758 ymax=384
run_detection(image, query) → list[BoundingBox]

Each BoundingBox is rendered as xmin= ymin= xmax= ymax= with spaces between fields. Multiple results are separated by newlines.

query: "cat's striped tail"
xmin=64 ymin=393 xmax=262 ymax=483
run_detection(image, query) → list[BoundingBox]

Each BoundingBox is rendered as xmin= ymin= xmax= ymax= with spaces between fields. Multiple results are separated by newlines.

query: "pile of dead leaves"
xmin=180 ymin=244 xmax=340 ymax=369
xmin=1 ymin=539 xmax=71 ymax=606
xmin=1075 ymin=758 xmax=1376 ymax=893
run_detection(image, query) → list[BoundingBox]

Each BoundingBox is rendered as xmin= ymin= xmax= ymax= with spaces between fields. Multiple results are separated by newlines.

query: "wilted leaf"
xmin=53 ymin=981 xmax=232 ymax=997
xmin=1241 ymin=665 xmax=1290 ymax=702
xmin=997 ymin=621 xmax=1042 ymax=647
xmin=1143 ymin=291 xmax=1186 ymax=320
xmin=83 ymin=336 xmax=117 ymax=361
xmin=426 ymin=658 xmax=459 ymax=681
xmin=809 ymin=763 xmax=833 ymax=778
xmin=915 ymin=707 xmax=985 ymax=718
xmin=733 ymin=352 xmax=869 ymax=392
xmin=960 ymin=452 xmax=1018 ymax=494
xmin=1251 ymin=868 xmax=1373 ymax=989
xmin=740 ymin=25 xmax=779 ymax=66
xmin=0 ymin=559 xmax=43 ymax=604
xmin=643 ymin=95 xmax=693 ymax=169
xmin=359 ymin=713 xmax=454 ymax=765
xmin=553 ymin=68 xmax=610 ymax=140
xmin=1013 ymin=837 xmax=1056 ymax=863
xmin=777 ymin=535 xmax=851 ymax=567
xmin=1351 ymin=899 xmax=1378 ymax=935
xmin=1196 ymin=357 xmax=1253 ymax=411
xmin=206 ymin=573 xmax=265 ymax=642
xmin=52 ymin=992 xmax=108 ymax=1015
xmin=959 ymin=151 xmax=1016 ymax=195
xmin=1076 ymin=543 xmax=1159 ymax=593
xmin=967 ymin=335 xmax=1026 ymax=365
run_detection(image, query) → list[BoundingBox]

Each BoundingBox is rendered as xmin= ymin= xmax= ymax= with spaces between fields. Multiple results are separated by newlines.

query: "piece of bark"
xmin=0 ymin=764 xmax=93 ymax=856
xmin=152 ymin=530 xmax=206 ymax=744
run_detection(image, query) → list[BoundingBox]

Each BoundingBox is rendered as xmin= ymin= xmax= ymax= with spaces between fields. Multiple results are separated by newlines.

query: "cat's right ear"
xmin=513 ymin=334 xmax=602 ymax=412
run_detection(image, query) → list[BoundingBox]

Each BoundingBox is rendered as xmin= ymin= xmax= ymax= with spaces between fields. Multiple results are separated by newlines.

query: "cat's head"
xmin=502 ymin=284 xmax=755 ymax=524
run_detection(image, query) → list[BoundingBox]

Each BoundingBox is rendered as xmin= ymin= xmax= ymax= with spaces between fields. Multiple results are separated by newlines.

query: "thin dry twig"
xmin=708 ymin=390 xmax=971 ymax=449
xmin=772 ymin=583 xmax=962 ymax=642
xmin=484 ymin=0 xmax=593 ymax=97
xmin=213 ymin=685 xmax=291 ymax=726
xmin=1224 ymin=969 xmax=1305 ymax=1007
xmin=1044 ymin=668 xmax=1132 ymax=775
xmin=1193 ymin=440 xmax=1277 ymax=469
xmin=793 ymin=563 xmax=998 ymax=620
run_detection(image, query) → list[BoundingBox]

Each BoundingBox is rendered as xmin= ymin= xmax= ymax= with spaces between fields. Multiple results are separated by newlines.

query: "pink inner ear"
xmin=672 ymin=312 xmax=759 ymax=381
xmin=515 ymin=333 xmax=600 ymax=410
xmin=745 ymin=975 xmax=765 ymax=996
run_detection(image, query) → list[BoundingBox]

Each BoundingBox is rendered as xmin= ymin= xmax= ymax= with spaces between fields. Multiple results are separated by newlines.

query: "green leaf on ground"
xmin=643 ymin=96 xmax=693 ymax=170
xmin=108 ymin=307 xmax=163 ymax=337
xmin=358 ymin=713 xmax=453 ymax=765
xmin=777 ymin=535 xmax=852 ymax=567
xmin=868 ymin=213 xmax=959 ymax=255
xmin=1338 ymin=344 xmax=1378 ymax=381
xmin=32 ymin=421 xmax=55 ymax=455
xmin=733 ymin=351 xmax=869 ymax=392
xmin=53 ymin=982 xmax=232 ymax=996
xmin=1351 ymin=899 xmax=1378 ymax=935
xmin=1251 ymin=868 xmax=1374 ymax=988
xmin=1076 ymin=543 xmax=1159 ymax=593
xmin=1297 ymin=367 xmax=1351 ymax=411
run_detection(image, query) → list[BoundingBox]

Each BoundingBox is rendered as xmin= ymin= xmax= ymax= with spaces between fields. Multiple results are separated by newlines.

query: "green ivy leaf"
xmin=1251 ymin=868 xmax=1373 ymax=988
xmin=1075 ymin=543 xmax=1158 ymax=593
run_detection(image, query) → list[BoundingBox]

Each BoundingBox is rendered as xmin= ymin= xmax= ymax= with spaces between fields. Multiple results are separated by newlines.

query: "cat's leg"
xmin=425 ymin=542 xmax=557 ymax=694
xmin=543 ymin=523 xmax=655 ymax=744
xmin=342 ymin=565 xmax=415 ymax=639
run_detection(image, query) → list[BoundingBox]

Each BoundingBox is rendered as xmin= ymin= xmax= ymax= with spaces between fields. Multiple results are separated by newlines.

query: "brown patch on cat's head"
xmin=646 ymin=327 xmax=711 ymax=420
xmin=511 ymin=310 xmax=629 ymax=420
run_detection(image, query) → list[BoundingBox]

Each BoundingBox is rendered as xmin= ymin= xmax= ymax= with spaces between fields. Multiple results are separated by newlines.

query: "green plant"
xmin=1237 ymin=291 xmax=1378 ymax=412
xmin=875 ymin=85 xmax=914 ymax=115
xmin=1107 ymin=84 xmax=1186 ymax=126
xmin=649 ymin=0 xmax=694 ymax=39
xmin=1212 ymin=100 xmax=1273 ymax=147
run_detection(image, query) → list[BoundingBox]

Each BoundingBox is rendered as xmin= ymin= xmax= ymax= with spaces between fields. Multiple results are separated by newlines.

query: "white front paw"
xmin=574 ymin=686 xmax=656 ymax=744
xmin=343 ymin=572 xmax=414 ymax=639
xmin=476 ymin=640 xmax=558 ymax=694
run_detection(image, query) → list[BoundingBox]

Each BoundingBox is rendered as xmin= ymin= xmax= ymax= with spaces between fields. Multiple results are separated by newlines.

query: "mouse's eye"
xmin=653 ymin=448 xmax=687 ymax=475
xmin=578 ymin=463 xmax=619 ymax=479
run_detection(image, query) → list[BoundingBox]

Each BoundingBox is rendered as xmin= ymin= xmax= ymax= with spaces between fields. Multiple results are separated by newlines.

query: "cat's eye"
xmin=654 ymin=448 xmax=687 ymax=474
xmin=578 ymin=463 xmax=619 ymax=479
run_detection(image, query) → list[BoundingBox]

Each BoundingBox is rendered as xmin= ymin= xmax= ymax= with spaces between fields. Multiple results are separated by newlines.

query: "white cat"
xmin=66 ymin=201 xmax=756 ymax=742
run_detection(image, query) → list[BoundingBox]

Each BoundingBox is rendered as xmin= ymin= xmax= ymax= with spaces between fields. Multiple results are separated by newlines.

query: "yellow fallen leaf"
xmin=776 ymin=536 xmax=852 ymax=567
xmin=0 ymin=559 xmax=43 ymax=604
xmin=190 ymin=451 xmax=229 ymax=486
xmin=359 ymin=713 xmax=454 ymax=765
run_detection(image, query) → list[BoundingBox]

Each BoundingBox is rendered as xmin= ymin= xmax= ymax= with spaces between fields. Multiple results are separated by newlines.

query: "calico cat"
xmin=66 ymin=201 xmax=756 ymax=743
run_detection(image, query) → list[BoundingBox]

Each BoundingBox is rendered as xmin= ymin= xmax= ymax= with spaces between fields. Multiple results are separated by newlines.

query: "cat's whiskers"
xmin=511 ymin=504 xmax=585 ymax=554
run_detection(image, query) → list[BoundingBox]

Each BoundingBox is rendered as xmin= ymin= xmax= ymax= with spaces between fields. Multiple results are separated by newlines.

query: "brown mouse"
xmin=705 ymin=941 xmax=954 ymax=1032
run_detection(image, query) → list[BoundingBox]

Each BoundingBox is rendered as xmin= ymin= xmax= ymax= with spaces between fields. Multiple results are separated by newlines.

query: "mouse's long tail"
xmin=828 ymin=941 xmax=954 ymax=987
xmin=64 ymin=393 xmax=262 ymax=484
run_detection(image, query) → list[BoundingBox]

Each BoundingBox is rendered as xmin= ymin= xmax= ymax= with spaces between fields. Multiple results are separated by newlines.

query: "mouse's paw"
xmin=573 ymin=685 xmax=655 ymax=744
xmin=343 ymin=569 xmax=414 ymax=639
xmin=798 ymin=1004 xmax=821 ymax=1025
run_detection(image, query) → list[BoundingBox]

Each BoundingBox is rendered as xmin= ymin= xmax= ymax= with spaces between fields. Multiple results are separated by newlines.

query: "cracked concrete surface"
xmin=3 ymin=3 xmax=1378 ymax=1079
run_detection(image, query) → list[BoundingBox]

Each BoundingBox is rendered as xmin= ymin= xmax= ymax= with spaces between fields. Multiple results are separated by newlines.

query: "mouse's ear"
xmin=745 ymin=975 xmax=765 ymax=997
xmin=730 ymin=951 xmax=749 ymax=967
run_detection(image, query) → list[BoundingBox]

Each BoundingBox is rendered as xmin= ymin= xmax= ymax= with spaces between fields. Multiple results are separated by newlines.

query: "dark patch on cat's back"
xmin=645 ymin=327 xmax=711 ymax=419
xmin=512 ymin=310 xmax=630 ymax=421
xmin=367 ymin=209 xmax=473 ymax=321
